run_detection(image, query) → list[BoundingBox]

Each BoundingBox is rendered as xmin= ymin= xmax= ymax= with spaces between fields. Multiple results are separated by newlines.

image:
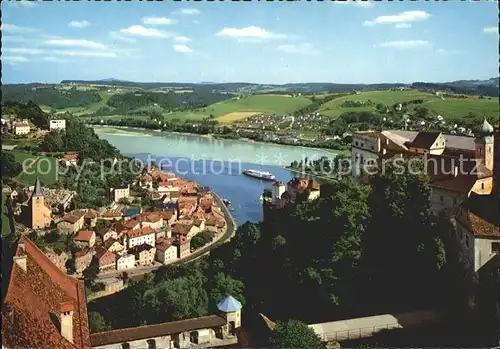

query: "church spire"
xmin=33 ymin=176 xmax=43 ymax=197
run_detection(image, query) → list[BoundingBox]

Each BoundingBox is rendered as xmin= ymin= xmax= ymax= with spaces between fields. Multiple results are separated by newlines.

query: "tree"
xmin=83 ymin=260 xmax=100 ymax=289
xmin=357 ymin=159 xmax=445 ymax=309
xmin=208 ymin=272 xmax=245 ymax=311
xmin=269 ymin=319 xmax=325 ymax=349
xmin=88 ymin=311 xmax=110 ymax=333
xmin=191 ymin=234 xmax=210 ymax=250
xmin=1 ymin=152 xmax=22 ymax=178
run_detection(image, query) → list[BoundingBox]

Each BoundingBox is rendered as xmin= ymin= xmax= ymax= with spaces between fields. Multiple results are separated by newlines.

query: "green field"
xmin=167 ymin=94 xmax=313 ymax=121
xmin=317 ymin=90 xmax=498 ymax=120
xmin=39 ymin=85 xmax=498 ymax=125
xmin=10 ymin=151 xmax=59 ymax=186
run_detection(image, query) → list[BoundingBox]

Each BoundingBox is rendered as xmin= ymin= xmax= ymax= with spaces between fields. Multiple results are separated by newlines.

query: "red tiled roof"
xmin=429 ymin=175 xmax=478 ymax=194
xmin=74 ymin=230 xmax=95 ymax=242
xmin=59 ymin=210 xmax=86 ymax=224
xmin=94 ymin=247 xmax=117 ymax=265
xmin=140 ymin=174 xmax=153 ymax=182
xmin=171 ymin=223 xmax=193 ymax=236
xmin=2 ymin=235 xmax=91 ymax=348
xmin=136 ymin=212 xmax=162 ymax=223
xmin=63 ymin=154 xmax=79 ymax=160
xmin=124 ymin=226 xmax=155 ymax=238
xmin=84 ymin=210 xmax=97 ymax=219
xmin=90 ymin=315 xmax=226 ymax=347
xmin=114 ymin=219 xmax=139 ymax=233
xmin=161 ymin=210 xmax=175 ymax=220
xmin=156 ymin=239 xmax=174 ymax=252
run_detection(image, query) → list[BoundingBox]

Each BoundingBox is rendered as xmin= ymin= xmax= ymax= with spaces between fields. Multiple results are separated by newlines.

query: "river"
xmin=94 ymin=126 xmax=336 ymax=224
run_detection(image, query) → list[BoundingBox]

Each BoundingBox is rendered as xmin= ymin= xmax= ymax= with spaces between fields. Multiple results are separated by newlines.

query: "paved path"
xmin=97 ymin=192 xmax=236 ymax=281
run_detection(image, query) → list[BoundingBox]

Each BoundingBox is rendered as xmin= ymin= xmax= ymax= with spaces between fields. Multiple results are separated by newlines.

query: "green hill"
xmin=318 ymin=90 xmax=498 ymax=121
xmin=167 ymin=94 xmax=313 ymax=121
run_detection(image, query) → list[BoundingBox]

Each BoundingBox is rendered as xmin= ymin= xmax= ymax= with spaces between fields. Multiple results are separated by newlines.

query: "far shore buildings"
xmin=12 ymin=121 xmax=30 ymax=135
xmin=2 ymin=235 xmax=244 ymax=349
xmin=50 ymin=119 xmax=67 ymax=131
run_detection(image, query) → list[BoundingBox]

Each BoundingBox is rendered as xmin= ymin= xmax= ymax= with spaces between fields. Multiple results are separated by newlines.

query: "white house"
xmin=123 ymin=226 xmax=156 ymax=249
xmin=156 ymin=240 xmax=178 ymax=264
xmin=110 ymin=185 xmax=130 ymax=203
xmin=116 ymin=253 xmax=135 ymax=270
xmin=49 ymin=119 xmax=66 ymax=131
xmin=12 ymin=122 xmax=30 ymax=135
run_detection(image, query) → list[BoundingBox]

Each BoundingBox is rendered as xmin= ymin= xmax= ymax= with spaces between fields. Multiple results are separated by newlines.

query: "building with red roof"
xmin=74 ymin=230 xmax=96 ymax=248
xmin=2 ymin=235 xmax=91 ymax=348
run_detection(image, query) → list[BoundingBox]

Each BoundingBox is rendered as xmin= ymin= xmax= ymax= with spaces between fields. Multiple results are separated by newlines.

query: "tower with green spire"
xmin=474 ymin=117 xmax=494 ymax=170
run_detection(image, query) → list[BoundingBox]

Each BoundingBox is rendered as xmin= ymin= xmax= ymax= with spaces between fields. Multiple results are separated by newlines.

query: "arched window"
xmin=147 ymin=339 xmax=156 ymax=349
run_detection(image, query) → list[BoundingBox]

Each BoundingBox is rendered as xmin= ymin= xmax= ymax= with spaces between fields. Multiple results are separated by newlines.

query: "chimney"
xmin=13 ymin=243 xmax=27 ymax=272
xmin=60 ymin=302 xmax=74 ymax=343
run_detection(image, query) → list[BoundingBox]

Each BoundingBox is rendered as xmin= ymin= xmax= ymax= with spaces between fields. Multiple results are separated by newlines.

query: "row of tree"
xmin=2 ymin=86 xmax=101 ymax=109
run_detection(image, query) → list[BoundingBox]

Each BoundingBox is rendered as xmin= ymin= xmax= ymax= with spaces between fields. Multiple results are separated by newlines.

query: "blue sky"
xmin=2 ymin=0 xmax=498 ymax=84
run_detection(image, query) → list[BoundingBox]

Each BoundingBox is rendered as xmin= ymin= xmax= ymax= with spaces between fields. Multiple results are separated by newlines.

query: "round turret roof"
xmin=217 ymin=295 xmax=242 ymax=313
xmin=479 ymin=118 xmax=494 ymax=134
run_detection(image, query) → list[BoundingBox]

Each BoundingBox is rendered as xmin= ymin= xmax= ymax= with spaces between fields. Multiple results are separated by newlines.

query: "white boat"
xmin=242 ymin=169 xmax=276 ymax=181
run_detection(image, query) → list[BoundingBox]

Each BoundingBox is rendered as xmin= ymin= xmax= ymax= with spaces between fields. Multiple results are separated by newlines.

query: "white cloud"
xmin=377 ymin=40 xmax=430 ymax=49
xmin=363 ymin=10 xmax=430 ymax=26
xmin=41 ymin=56 xmax=67 ymax=62
xmin=69 ymin=20 xmax=91 ymax=28
xmin=483 ymin=26 xmax=498 ymax=34
xmin=7 ymin=0 xmax=37 ymax=8
xmin=436 ymin=48 xmax=461 ymax=55
xmin=2 ymin=56 xmax=29 ymax=64
xmin=395 ymin=23 xmax=412 ymax=29
xmin=276 ymin=43 xmax=320 ymax=55
xmin=216 ymin=26 xmax=286 ymax=39
xmin=52 ymin=50 xmax=117 ymax=58
xmin=2 ymin=46 xmax=119 ymax=58
xmin=3 ymin=47 xmax=43 ymax=55
xmin=142 ymin=17 xmax=176 ymax=25
xmin=174 ymin=36 xmax=192 ymax=43
xmin=2 ymin=35 xmax=33 ymax=43
xmin=44 ymin=39 xmax=107 ymax=50
xmin=180 ymin=8 xmax=200 ymax=15
xmin=192 ymin=20 xmax=200 ymax=25
xmin=109 ymin=31 xmax=137 ymax=43
xmin=1 ymin=23 xmax=39 ymax=34
xmin=173 ymin=44 xmax=193 ymax=53
xmin=336 ymin=0 xmax=374 ymax=8
xmin=120 ymin=25 xmax=172 ymax=38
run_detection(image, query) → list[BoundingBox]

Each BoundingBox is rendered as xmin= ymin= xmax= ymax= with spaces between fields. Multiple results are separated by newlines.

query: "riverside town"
xmin=1 ymin=1 xmax=499 ymax=349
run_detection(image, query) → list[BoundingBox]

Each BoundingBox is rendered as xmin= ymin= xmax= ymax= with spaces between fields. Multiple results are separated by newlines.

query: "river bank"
xmin=91 ymin=125 xmax=344 ymax=155
xmin=95 ymin=129 xmax=339 ymax=223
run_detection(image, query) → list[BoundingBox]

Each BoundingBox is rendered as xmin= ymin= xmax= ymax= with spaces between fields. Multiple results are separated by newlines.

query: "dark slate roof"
xmin=32 ymin=176 xmax=43 ymax=198
xmin=408 ymin=132 xmax=441 ymax=149
xmin=389 ymin=130 xmax=476 ymax=151
xmin=90 ymin=315 xmax=226 ymax=346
